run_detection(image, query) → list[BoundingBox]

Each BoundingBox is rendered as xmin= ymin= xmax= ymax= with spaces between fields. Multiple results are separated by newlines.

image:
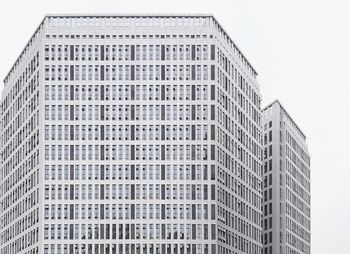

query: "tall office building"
xmin=261 ymin=101 xmax=310 ymax=254
xmin=0 ymin=15 xmax=263 ymax=254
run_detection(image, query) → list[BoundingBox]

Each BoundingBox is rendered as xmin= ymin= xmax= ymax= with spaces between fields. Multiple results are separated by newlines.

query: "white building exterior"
xmin=0 ymin=15 xmax=263 ymax=254
xmin=261 ymin=101 xmax=310 ymax=254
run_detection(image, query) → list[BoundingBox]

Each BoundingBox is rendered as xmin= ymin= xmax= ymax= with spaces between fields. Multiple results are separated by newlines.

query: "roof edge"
xmin=45 ymin=13 xmax=214 ymax=18
xmin=3 ymin=16 xmax=46 ymax=83
xmin=263 ymin=99 xmax=307 ymax=140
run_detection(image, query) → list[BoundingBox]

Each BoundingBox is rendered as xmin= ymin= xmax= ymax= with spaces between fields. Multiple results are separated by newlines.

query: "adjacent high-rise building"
xmin=0 ymin=15 xmax=263 ymax=254
xmin=261 ymin=101 xmax=310 ymax=254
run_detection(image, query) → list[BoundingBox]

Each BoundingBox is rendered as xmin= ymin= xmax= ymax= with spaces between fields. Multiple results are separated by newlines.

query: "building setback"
xmin=261 ymin=101 xmax=311 ymax=254
xmin=0 ymin=15 xmax=263 ymax=254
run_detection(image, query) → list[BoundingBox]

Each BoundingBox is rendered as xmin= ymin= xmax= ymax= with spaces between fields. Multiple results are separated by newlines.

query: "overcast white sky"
xmin=1 ymin=0 xmax=349 ymax=253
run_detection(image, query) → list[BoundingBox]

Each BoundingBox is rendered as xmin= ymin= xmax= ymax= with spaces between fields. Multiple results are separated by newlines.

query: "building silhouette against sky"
xmin=0 ymin=15 xmax=263 ymax=254
xmin=262 ymin=101 xmax=311 ymax=254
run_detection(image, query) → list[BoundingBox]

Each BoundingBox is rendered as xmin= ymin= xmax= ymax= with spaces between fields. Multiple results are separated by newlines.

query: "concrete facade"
xmin=0 ymin=15 xmax=262 ymax=254
xmin=261 ymin=101 xmax=310 ymax=254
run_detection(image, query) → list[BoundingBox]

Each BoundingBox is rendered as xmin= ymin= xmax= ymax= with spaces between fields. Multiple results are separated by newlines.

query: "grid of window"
xmin=261 ymin=103 xmax=310 ymax=254
xmin=213 ymin=40 xmax=262 ymax=254
xmin=0 ymin=52 xmax=40 ymax=254
xmin=42 ymin=32 xmax=220 ymax=254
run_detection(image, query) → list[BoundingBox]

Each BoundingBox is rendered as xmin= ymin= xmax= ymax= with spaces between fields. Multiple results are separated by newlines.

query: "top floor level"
xmin=3 ymin=14 xmax=258 ymax=86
